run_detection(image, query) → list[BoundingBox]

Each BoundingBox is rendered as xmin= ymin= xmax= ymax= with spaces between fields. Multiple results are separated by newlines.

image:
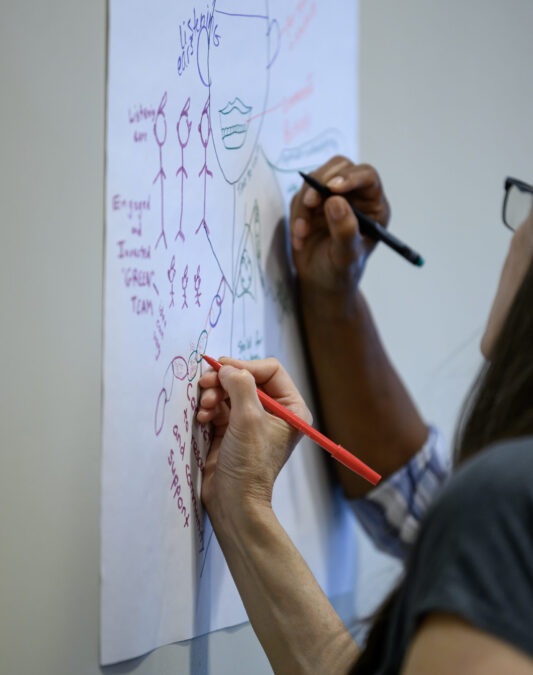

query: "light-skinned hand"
xmin=197 ymin=357 xmax=311 ymax=515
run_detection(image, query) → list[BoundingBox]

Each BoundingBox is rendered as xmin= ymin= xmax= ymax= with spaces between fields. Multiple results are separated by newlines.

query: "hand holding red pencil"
xmin=197 ymin=355 xmax=381 ymax=516
xmin=197 ymin=356 xmax=314 ymax=513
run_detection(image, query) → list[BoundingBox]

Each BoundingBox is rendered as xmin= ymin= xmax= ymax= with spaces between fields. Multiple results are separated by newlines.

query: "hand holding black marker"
xmin=299 ymin=171 xmax=425 ymax=267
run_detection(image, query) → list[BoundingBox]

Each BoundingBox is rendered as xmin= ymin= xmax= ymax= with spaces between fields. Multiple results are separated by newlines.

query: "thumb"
xmin=218 ymin=365 xmax=262 ymax=426
xmin=324 ymin=195 xmax=361 ymax=267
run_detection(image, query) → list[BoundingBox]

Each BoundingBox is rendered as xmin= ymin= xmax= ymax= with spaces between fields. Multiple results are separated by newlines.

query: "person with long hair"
xmin=197 ymin=158 xmax=533 ymax=674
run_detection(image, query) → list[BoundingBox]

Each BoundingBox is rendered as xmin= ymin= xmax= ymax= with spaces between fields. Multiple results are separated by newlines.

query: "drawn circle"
xmin=209 ymin=294 xmax=222 ymax=327
xmin=182 ymin=265 xmax=189 ymax=290
xmin=177 ymin=101 xmax=192 ymax=147
xmin=196 ymin=330 xmax=208 ymax=361
xmin=172 ymin=356 xmax=188 ymax=381
xmin=154 ymin=111 xmax=167 ymax=146
xmin=198 ymin=106 xmax=210 ymax=147
xmin=168 ymin=255 xmax=176 ymax=283
xmin=188 ymin=351 xmax=199 ymax=381
xmin=197 ymin=25 xmax=211 ymax=87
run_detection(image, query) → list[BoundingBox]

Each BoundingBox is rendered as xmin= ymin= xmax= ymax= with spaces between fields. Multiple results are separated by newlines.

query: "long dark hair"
xmin=453 ymin=259 xmax=533 ymax=465
xmin=351 ymin=257 xmax=533 ymax=674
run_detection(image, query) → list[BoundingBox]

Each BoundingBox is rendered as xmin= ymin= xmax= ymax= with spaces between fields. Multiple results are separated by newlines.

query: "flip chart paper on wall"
xmin=102 ymin=0 xmax=359 ymax=664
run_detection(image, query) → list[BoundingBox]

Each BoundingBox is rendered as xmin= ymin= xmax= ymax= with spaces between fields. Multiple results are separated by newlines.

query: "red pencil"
xmin=201 ymin=354 xmax=381 ymax=486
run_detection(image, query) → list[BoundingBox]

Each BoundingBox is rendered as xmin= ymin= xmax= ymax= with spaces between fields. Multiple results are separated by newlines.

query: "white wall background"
xmin=360 ymin=1 xmax=533 ymax=443
xmin=1 ymin=2 xmax=532 ymax=674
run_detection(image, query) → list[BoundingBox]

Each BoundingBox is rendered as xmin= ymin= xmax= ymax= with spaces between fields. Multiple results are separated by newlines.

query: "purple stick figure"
xmin=168 ymin=255 xmax=176 ymax=308
xmin=175 ymin=97 xmax=192 ymax=242
xmin=195 ymin=97 xmax=213 ymax=236
xmin=153 ymin=91 xmax=168 ymax=250
xmin=194 ymin=265 xmax=202 ymax=307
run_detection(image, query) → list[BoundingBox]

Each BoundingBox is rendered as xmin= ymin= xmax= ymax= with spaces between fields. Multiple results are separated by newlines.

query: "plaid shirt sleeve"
xmin=349 ymin=426 xmax=451 ymax=559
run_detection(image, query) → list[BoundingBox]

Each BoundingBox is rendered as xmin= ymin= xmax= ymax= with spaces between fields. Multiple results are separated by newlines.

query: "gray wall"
xmin=360 ymin=1 xmax=533 ymax=441
xmin=1 ymin=2 xmax=532 ymax=674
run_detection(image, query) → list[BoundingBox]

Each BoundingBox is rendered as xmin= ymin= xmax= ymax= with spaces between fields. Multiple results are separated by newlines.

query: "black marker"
xmin=299 ymin=171 xmax=425 ymax=267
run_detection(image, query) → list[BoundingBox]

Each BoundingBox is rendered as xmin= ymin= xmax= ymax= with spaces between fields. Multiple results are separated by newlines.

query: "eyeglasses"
xmin=502 ymin=177 xmax=533 ymax=232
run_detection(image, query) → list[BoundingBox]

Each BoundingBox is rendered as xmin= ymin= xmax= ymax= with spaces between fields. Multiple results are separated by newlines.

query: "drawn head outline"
xmin=196 ymin=1 xmax=281 ymax=184
xmin=154 ymin=91 xmax=168 ymax=147
xmin=198 ymin=97 xmax=211 ymax=149
xmin=177 ymin=97 xmax=192 ymax=148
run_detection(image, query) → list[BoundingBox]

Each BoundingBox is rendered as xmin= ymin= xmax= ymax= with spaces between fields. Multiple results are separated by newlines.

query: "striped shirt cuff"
xmin=350 ymin=426 xmax=451 ymax=559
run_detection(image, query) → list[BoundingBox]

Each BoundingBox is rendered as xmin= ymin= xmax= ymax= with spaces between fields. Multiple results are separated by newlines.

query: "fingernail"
xmin=327 ymin=176 xmax=345 ymax=189
xmin=292 ymin=237 xmax=303 ymax=251
xmin=327 ymin=197 xmax=346 ymax=220
xmin=303 ymin=188 xmax=320 ymax=207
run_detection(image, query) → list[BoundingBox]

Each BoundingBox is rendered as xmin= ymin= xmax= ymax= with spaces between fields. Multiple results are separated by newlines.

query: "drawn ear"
xmin=267 ymin=18 xmax=281 ymax=69
xmin=197 ymin=26 xmax=210 ymax=87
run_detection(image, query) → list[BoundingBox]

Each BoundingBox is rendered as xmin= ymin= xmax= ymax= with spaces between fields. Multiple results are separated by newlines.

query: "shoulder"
xmin=401 ymin=436 xmax=533 ymax=661
xmin=426 ymin=435 xmax=533 ymax=528
xmin=456 ymin=434 xmax=533 ymax=485
xmin=408 ymin=435 xmax=533 ymax=595
xmin=413 ymin=435 xmax=533 ymax=562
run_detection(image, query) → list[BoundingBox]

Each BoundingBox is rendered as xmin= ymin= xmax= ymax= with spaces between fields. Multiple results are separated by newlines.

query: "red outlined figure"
xmin=194 ymin=265 xmax=202 ymax=307
xmin=154 ymin=355 xmax=189 ymax=437
xmin=153 ymin=92 xmax=168 ymax=250
xmin=153 ymin=329 xmax=209 ymax=436
xmin=181 ymin=265 xmax=189 ymax=309
xmin=172 ymin=355 xmax=188 ymax=380
xmin=195 ymin=97 xmax=213 ymax=236
xmin=168 ymin=255 xmax=176 ymax=308
xmin=175 ymin=97 xmax=192 ymax=242
xmin=153 ymin=277 xmax=229 ymax=437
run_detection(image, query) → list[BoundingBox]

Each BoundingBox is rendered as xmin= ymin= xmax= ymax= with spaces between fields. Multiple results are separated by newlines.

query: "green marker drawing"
xmin=218 ymin=97 xmax=253 ymax=150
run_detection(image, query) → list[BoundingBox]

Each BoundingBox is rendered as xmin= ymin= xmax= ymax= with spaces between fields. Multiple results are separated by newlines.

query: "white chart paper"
xmin=102 ymin=0 xmax=359 ymax=664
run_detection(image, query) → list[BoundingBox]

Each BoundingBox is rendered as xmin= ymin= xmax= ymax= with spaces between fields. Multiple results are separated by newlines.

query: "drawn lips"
xmin=218 ymin=97 xmax=253 ymax=150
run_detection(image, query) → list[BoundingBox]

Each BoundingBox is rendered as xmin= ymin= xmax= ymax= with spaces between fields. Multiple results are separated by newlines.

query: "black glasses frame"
xmin=502 ymin=176 xmax=533 ymax=232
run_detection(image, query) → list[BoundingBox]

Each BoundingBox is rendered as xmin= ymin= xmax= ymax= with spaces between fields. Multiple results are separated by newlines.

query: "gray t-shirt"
xmin=354 ymin=435 xmax=533 ymax=674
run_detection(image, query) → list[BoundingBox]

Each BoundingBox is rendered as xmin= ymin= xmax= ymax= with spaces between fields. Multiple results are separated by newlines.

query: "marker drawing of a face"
xmin=218 ymin=96 xmax=253 ymax=150
xmin=205 ymin=0 xmax=279 ymax=184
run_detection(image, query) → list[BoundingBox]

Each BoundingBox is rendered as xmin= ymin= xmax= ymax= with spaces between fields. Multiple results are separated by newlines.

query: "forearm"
xmin=300 ymin=286 xmax=428 ymax=497
xmin=211 ymin=500 xmax=359 ymax=675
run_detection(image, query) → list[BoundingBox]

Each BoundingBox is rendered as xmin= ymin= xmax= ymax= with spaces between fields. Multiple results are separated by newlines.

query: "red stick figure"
xmin=194 ymin=265 xmax=202 ymax=307
xmin=168 ymin=255 xmax=176 ymax=308
xmin=195 ymin=97 xmax=213 ymax=236
xmin=153 ymin=91 xmax=168 ymax=250
xmin=175 ymin=97 xmax=192 ymax=242
xmin=182 ymin=265 xmax=189 ymax=309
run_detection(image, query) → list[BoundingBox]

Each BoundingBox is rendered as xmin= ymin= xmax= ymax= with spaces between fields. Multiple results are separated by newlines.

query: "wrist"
xmin=299 ymin=283 xmax=366 ymax=321
xmin=208 ymin=490 xmax=275 ymax=541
